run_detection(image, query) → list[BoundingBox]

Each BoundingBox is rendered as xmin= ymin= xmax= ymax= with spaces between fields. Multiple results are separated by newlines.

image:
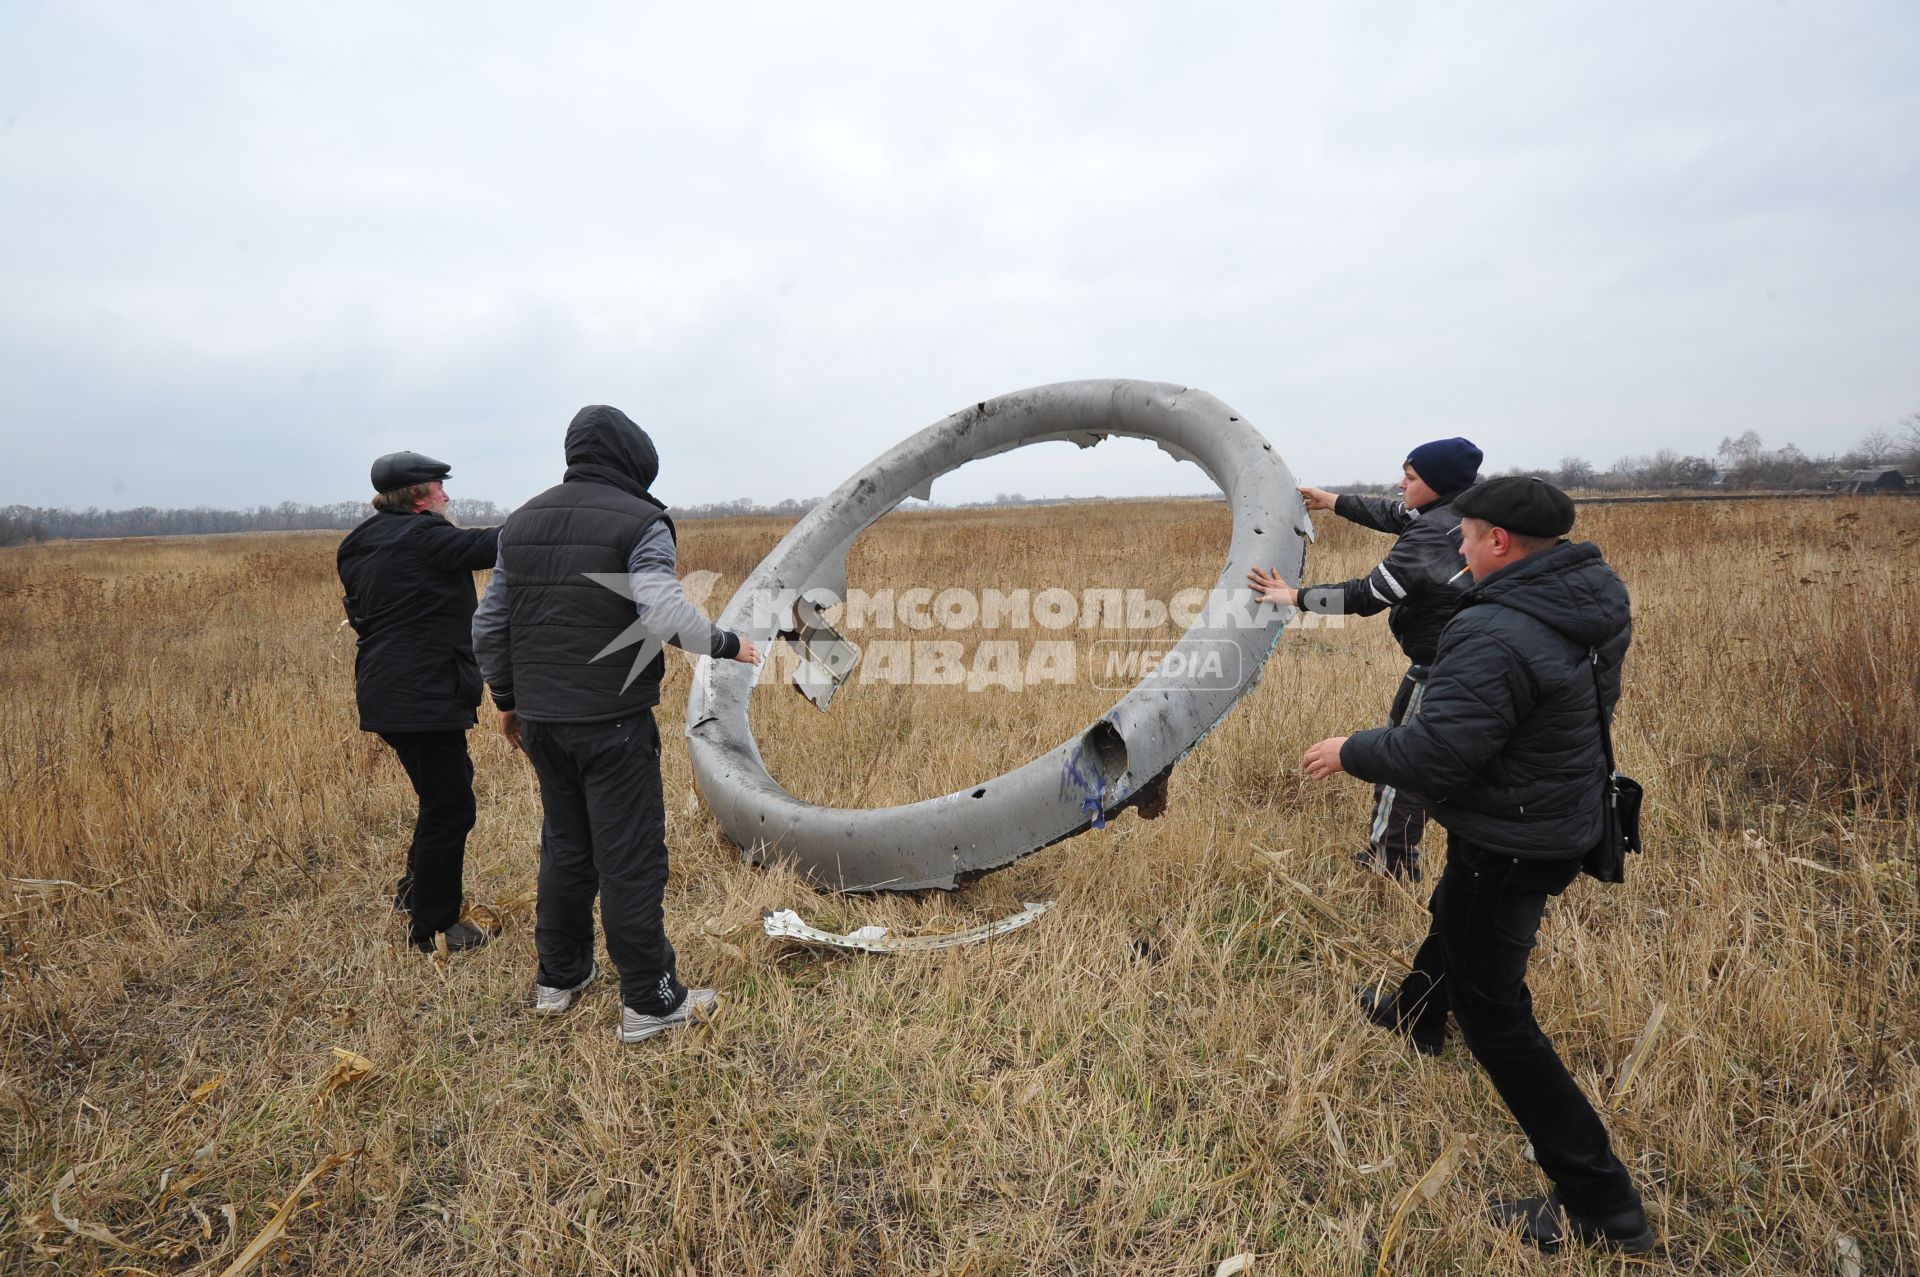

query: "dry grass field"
xmin=2 ymin=496 xmax=1916 ymax=1274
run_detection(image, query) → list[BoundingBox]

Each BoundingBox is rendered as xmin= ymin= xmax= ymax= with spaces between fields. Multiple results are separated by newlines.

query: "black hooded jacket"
xmin=496 ymin=405 xmax=675 ymax=723
xmin=1339 ymin=540 xmax=1632 ymax=859
xmin=337 ymin=510 xmax=500 ymax=732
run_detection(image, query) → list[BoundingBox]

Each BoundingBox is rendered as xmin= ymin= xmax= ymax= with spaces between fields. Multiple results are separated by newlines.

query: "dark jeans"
xmin=1368 ymin=666 xmax=1429 ymax=877
xmin=377 ymin=730 xmax=476 ymax=944
xmin=1395 ymin=834 xmax=1642 ymax=1218
xmin=520 ymin=712 xmax=684 ymax=1015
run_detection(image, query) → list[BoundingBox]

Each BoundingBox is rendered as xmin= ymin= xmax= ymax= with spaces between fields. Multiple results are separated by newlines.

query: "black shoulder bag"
xmin=1583 ymin=647 xmax=1644 ymax=883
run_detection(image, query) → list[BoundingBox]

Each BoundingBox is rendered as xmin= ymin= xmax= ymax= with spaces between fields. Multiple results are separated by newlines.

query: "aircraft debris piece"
xmin=783 ymin=596 xmax=858 ymax=711
xmin=761 ymin=901 xmax=1054 ymax=952
xmin=688 ymin=379 xmax=1309 ymax=890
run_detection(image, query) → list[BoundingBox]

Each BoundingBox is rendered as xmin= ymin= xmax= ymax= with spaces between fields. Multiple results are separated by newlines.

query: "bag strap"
xmin=1590 ymin=647 xmax=1618 ymax=780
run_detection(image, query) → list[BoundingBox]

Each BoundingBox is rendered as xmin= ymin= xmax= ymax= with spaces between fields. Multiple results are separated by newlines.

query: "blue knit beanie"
xmin=1405 ymin=437 xmax=1483 ymax=495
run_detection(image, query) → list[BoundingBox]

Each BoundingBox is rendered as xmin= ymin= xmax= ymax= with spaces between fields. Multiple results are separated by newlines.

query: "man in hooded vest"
xmin=473 ymin=405 xmax=759 ymax=1043
xmin=1250 ymin=437 xmax=1482 ymax=881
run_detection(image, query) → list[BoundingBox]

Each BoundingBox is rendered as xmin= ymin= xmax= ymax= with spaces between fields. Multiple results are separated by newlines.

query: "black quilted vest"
xmin=500 ymin=480 xmax=671 ymax=723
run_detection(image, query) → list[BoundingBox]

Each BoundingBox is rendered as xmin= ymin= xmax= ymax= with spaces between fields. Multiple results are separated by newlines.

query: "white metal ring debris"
xmin=686 ymin=379 xmax=1309 ymax=891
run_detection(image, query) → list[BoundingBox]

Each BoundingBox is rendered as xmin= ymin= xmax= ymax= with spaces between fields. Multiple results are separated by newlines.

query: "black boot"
xmin=1488 ymin=1191 xmax=1655 ymax=1254
xmin=412 ymin=919 xmax=494 ymax=955
xmin=1353 ymin=984 xmax=1444 ymax=1056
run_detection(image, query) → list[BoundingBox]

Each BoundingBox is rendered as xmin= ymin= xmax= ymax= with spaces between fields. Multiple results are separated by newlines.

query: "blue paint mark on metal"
xmin=1058 ymin=742 xmax=1110 ymax=830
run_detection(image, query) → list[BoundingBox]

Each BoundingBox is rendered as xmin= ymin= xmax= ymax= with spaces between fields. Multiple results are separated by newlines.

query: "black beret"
xmin=1451 ymin=475 xmax=1575 ymax=538
xmin=370 ymin=451 xmax=451 ymax=492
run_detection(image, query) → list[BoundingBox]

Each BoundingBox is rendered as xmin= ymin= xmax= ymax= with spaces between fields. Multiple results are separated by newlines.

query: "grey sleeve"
xmin=628 ymin=522 xmax=741 ymax=659
xmin=472 ymin=540 xmax=514 ymax=710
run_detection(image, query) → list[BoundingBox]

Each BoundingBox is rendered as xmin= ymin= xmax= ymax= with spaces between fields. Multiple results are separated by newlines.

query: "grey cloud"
xmin=3 ymin=0 xmax=1917 ymax=510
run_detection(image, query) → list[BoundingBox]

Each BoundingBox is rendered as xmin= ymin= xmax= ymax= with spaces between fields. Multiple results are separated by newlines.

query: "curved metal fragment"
xmin=686 ymin=379 xmax=1307 ymax=891
xmin=761 ymin=901 xmax=1054 ymax=952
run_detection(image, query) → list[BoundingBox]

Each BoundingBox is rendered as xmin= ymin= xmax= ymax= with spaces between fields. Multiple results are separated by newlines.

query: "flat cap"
xmin=370 ymin=451 xmax=451 ymax=492
xmin=1451 ymin=475 xmax=1575 ymax=538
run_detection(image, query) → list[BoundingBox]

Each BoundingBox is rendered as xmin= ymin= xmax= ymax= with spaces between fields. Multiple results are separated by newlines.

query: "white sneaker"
xmin=533 ymin=961 xmax=598 ymax=1016
xmin=617 ymin=988 xmax=717 ymax=1044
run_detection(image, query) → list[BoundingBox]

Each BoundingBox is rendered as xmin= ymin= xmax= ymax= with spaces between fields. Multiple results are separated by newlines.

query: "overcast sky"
xmin=2 ymin=1 xmax=1915 ymax=510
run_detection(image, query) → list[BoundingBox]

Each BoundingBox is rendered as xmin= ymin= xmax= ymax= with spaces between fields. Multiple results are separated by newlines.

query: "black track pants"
xmin=520 ymin=712 xmax=684 ymax=1015
xmin=1367 ymin=665 xmax=1429 ymax=877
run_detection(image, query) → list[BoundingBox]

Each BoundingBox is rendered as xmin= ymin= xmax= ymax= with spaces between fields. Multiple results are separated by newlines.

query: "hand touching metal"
xmin=1247 ymin=565 xmax=1298 ymax=608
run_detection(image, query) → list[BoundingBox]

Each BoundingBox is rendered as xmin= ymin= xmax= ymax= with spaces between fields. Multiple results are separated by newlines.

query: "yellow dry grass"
xmin=1 ymin=498 xmax=1916 ymax=1274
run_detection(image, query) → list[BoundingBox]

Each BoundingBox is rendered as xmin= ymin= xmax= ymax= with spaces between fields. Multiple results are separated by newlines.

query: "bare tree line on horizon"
xmin=4 ymin=418 xmax=1915 ymax=547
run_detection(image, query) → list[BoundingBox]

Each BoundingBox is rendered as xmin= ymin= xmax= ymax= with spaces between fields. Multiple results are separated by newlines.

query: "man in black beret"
xmin=337 ymin=452 xmax=501 ymax=954
xmin=1299 ymin=476 xmax=1654 ymax=1254
xmin=1250 ymin=436 xmax=1482 ymax=881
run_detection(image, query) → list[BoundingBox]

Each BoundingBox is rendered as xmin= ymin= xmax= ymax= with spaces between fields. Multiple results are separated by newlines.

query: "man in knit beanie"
xmin=1250 ymin=437 xmax=1483 ymax=880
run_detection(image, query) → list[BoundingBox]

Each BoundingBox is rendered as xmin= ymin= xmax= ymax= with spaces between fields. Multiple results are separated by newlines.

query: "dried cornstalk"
xmin=1610 ymin=1002 xmax=1668 ymax=1110
xmin=50 ymin=1168 xmax=141 ymax=1253
xmin=167 ymin=1073 xmax=226 ymax=1121
xmin=1375 ymin=1133 xmax=1469 ymax=1277
xmin=214 ymin=1150 xmax=358 ymax=1277
xmin=312 ymin=1048 xmax=375 ymax=1105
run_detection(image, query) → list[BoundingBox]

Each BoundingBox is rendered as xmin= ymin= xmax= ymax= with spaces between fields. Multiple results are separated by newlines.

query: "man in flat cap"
xmin=472 ymin=405 xmax=759 ymax=1044
xmin=1251 ymin=436 xmax=1483 ymax=880
xmin=1298 ymin=476 xmax=1652 ymax=1254
xmin=338 ymin=451 xmax=501 ymax=954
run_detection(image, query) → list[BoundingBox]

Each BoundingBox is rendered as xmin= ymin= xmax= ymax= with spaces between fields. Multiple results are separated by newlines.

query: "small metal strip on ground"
xmin=761 ymin=901 xmax=1054 ymax=953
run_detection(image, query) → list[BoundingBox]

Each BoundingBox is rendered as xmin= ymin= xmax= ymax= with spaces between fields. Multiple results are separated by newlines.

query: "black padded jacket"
xmin=1338 ymin=539 xmax=1632 ymax=860
xmin=337 ymin=510 xmax=500 ymax=732
xmin=1297 ymin=492 xmax=1468 ymax=664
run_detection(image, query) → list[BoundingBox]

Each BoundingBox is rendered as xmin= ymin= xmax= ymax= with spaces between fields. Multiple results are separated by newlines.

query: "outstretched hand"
xmin=1302 ymin=736 xmax=1349 ymax=780
xmin=1297 ymin=485 xmax=1338 ymax=512
xmin=1247 ymin=566 xmax=1298 ymax=608
xmin=733 ymin=639 xmax=762 ymax=665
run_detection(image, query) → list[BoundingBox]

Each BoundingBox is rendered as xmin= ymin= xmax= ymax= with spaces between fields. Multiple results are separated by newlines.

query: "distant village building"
xmin=1839 ymin=467 xmax=1907 ymax=494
